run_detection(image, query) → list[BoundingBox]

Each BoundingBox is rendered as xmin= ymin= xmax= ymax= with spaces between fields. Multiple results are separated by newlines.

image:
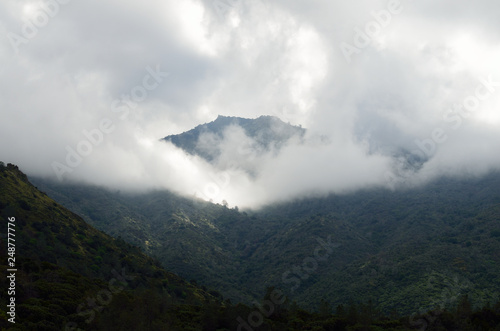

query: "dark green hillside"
xmin=257 ymin=172 xmax=500 ymax=313
xmin=0 ymin=163 xmax=228 ymax=330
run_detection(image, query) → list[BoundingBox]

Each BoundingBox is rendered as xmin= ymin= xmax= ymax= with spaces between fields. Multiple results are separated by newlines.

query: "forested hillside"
xmin=0 ymin=163 xmax=227 ymax=330
xmin=31 ymin=171 xmax=500 ymax=316
xmin=1 ymin=162 xmax=500 ymax=329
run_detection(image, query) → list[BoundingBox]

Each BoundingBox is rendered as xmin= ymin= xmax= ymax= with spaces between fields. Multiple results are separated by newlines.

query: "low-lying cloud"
xmin=1 ymin=0 xmax=500 ymax=208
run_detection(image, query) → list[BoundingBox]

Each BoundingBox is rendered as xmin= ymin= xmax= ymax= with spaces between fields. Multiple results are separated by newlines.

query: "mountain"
xmin=28 ymin=178 xmax=277 ymax=304
xmin=31 ymin=169 xmax=500 ymax=317
xmin=0 ymin=163 xmax=232 ymax=330
xmin=256 ymin=173 xmax=500 ymax=314
xmin=5 ymin=160 xmax=500 ymax=329
xmin=2 ymin=163 xmax=469 ymax=331
xmin=0 ymin=163 xmax=404 ymax=331
xmin=161 ymin=115 xmax=305 ymax=163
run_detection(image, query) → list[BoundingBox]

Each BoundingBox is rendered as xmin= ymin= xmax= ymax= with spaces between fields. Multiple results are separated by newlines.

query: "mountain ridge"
xmin=161 ymin=115 xmax=305 ymax=163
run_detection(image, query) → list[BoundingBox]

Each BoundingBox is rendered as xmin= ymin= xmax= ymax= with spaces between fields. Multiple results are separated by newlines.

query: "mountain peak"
xmin=162 ymin=115 xmax=305 ymax=163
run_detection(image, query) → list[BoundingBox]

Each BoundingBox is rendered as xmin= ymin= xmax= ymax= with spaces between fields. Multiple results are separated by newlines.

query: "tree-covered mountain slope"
xmin=16 ymin=162 xmax=500 ymax=330
xmin=31 ymin=170 xmax=500 ymax=317
xmin=256 ymin=172 xmax=500 ymax=313
xmin=0 ymin=163 xmax=230 ymax=330
xmin=27 ymin=178 xmax=278 ymax=304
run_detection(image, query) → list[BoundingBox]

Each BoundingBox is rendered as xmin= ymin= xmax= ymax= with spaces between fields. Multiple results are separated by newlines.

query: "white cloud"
xmin=1 ymin=0 xmax=500 ymax=208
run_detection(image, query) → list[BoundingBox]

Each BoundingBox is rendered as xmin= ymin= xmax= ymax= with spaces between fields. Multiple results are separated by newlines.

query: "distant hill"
xmin=32 ymin=169 xmax=500 ymax=316
xmin=256 ymin=173 xmax=500 ymax=314
xmin=161 ymin=115 xmax=305 ymax=162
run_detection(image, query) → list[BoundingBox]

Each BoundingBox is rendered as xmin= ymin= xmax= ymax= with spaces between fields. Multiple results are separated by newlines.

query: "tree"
xmin=319 ymin=298 xmax=332 ymax=317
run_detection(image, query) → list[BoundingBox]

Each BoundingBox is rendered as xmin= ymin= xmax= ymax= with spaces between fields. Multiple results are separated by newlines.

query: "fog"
xmin=1 ymin=0 xmax=500 ymax=208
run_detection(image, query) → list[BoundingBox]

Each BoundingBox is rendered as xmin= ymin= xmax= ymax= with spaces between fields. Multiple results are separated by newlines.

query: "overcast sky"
xmin=1 ymin=0 xmax=500 ymax=208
